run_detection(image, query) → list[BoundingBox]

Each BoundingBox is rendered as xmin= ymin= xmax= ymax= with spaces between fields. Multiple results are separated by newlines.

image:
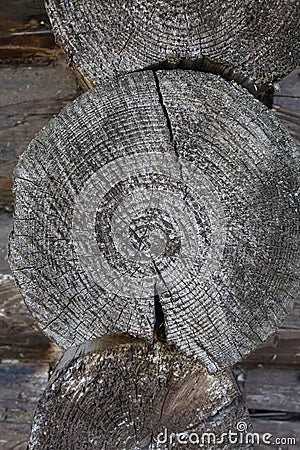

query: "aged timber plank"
xmin=252 ymin=418 xmax=300 ymax=450
xmin=0 ymin=277 xmax=61 ymax=449
xmin=0 ymin=360 xmax=49 ymax=450
xmin=0 ymin=279 xmax=62 ymax=362
xmin=242 ymin=329 xmax=300 ymax=369
xmin=273 ymin=106 xmax=300 ymax=150
xmin=272 ymin=67 xmax=300 ymax=148
xmin=274 ymin=68 xmax=300 ymax=113
xmin=0 ymin=275 xmax=60 ymax=449
xmin=0 ymin=58 xmax=78 ymax=207
xmin=241 ymin=295 xmax=300 ymax=368
xmin=0 ymin=211 xmax=12 ymax=275
xmin=0 ymin=0 xmax=59 ymax=60
xmin=236 ymin=368 xmax=300 ymax=414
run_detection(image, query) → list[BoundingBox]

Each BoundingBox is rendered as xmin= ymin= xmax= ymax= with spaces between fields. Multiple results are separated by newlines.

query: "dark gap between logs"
xmin=146 ymin=57 xmax=274 ymax=108
xmin=154 ymin=289 xmax=166 ymax=343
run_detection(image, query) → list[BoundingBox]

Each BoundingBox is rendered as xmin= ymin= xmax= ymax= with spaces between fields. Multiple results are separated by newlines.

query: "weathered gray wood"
xmin=235 ymin=368 xmax=300 ymax=413
xmin=252 ymin=418 xmax=300 ymax=450
xmin=0 ymin=64 xmax=297 ymax=211
xmin=241 ymin=294 xmax=300 ymax=368
xmin=2 ymin=285 xmax=299 ymax=450
xmin=0 ymin=361 xmax=49 ymax=450
xmin=281 ymin=296 xmax=300 ymax=331
xmin=29 ymin=337 xmax=251 ymax=449
xmin=45 ymin=0 xmax=300 ymax=93
xmin=0 ymin=279 xmax=298 ymax=447
xmin=272 ymin=106 xmax=300 ymax=150
xmin=0 ymin=211 xmax=13 ymax=274
xmin=9 ymin=70 xmax=300 ymax=372
xmin=0 ymin=276 xmax=58 ymax=450
xmin=0 ymin=59 xmax=78 ymax=207
xmin=0 ymin=279 xmax=62 ymax=362
xmin=155 ymin=70 xmax=300 ymax=370
xmin=242 ymin=329 xmax=300 ymax=368
xmin=274 ymin=68 xmax=300 ymax=113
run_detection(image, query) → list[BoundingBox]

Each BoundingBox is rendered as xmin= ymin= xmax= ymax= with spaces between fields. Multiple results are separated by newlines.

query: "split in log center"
xmin=154 ymin=287 xmax=166 ymax=343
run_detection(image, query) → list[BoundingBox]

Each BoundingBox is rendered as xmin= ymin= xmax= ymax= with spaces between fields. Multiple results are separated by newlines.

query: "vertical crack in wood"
xmin=153 ymin=70 xmax=174 ymax=144
xmin=153 ymin=283 xmax=166 ymax=343
xmin=152 ymin=71 xmax=183 ymax=179
xmin=144 ymin=58 xmax=277 ymax=105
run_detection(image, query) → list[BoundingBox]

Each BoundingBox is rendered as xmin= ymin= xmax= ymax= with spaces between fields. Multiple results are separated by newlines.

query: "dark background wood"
xmin=0 ymin=1 xmax=299 ymax=449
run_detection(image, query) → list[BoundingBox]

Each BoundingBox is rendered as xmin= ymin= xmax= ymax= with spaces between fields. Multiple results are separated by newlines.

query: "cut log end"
xmin=45 ymin=0 xmax=300 ymax=91
xmin=29 ymin=336 xmax=252 ymax=450
xmin=9 ymin=70 xmax=300 ymax=371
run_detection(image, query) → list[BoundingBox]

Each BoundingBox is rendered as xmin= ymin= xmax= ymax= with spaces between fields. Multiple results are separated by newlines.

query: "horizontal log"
xmin=236 ymin=368 xmax=300 ymax=414
xmin=0 ymin=279 xmax=62 ymax=362
xmin=241 ymin=329 xmax=300 ymax=369
xmin=0 ymin=361 xmax=49 ymax=450
xmin=252 ymin=418 xmax=300 ymax=450
xmin=0 ymin=0 xmax=59 ymax=60
xmin=273 ymin=68 xmax=300 ymax=113
xmin=0 ymin=59 xmax=78 ymax=207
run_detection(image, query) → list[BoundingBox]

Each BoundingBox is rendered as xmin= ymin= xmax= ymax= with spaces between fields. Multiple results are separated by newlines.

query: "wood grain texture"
xmin=8 ymin=70 xmax=300 ymax=372
xmin=0 ymin=360 xmax=49 ymax=450
xmin=29 ymin=337 xmax=251 ymax=450
xmin=0 ymin=59 xmax=78 ymax=207
xmin=273 ymin=68 xmax=300 ymax=113
xmin=236 ymin=367 xmax=300 ymax=414
xmin=0 ymin=279 xmax=62 ymax=362
xmin=273 ymin=106 xmax=300 ymax=150
xmin=0 ymin=211 xmax=12 ymax=274
xmin=0 ymin=264 xmax=298 ymax=447
xmin=252 ymin=418 xmax=300 ymax=450
xmin=0 ymin=0 xmax=59 ymax=60
xmin=0 ymin=277 xmax=61 ymax=449
xmin=45 ymin=0 xmax=300 ymax=92
xmin=0 ymin=63 xmax=298 ymax=210
xmin=242 ymin=329 xmax=300 ymax=369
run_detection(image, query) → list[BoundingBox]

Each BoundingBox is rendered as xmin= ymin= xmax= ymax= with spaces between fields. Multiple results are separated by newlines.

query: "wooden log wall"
xmin=0 ymin=1 xmax=300 ymax=449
